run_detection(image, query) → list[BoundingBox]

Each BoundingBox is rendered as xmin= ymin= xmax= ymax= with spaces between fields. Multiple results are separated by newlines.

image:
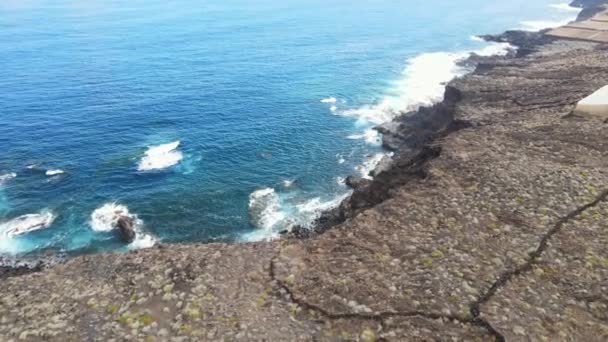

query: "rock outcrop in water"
xmin=117 ymin=216 xmax=136 ymax=244
xmin=1 ymin=2 xmax=608 ymax=341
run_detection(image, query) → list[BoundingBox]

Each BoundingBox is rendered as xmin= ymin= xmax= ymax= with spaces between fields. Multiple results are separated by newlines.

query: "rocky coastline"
xmin=292 ymin=0 xmax=608 ymax=239
xmin=1 ymin=0 xmax=607 ymax=340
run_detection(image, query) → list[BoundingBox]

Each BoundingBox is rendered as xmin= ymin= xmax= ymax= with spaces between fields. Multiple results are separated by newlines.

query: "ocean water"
xmin=0 ymin=0 xmax=580 ymax=256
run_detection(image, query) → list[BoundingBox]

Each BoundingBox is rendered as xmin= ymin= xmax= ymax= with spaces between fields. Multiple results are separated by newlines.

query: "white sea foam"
xmin=90 ymin=202 xmax=156 ymax=249
xmin=128 ymin=232 xmax=157 ymax=250
xmin=356 ymin=152 xmax=393 ymax=180
xmin=244 ymin=187 xmax=349 ymax=241
xmin=340 ymin=42 xmax=512 ymax=125
xmin=0 ymin=211 xmax=55 ymax=238
xmin=137 ymin=141 xmax=183 ymax=171
xmin=0 ymin=173 xmax=17 ymax=184
xmin=321 ymin=97 xmax=337 ymax=104
xmin=45 ymin=169 xmax=64 ymax=176
xmin=90 ymin=203 xmax=134 ymax=232
xmin=336 ymin=176 xmax=346 ymax=185
xmin=295 ymin=193 xmax=349 ymax=215
xmin=248 ymin=188 xmax=287 ymax=235
xmin=336 ymin=154 xmax=346 ymax=164
xmin=473 ymin=42 xmax=513 ymax=57
xmin=282 ymin=179 xmax=295 ymax=188
xmin=549 ymin=3 xmax=581 ymax=12
xmin=330 ymin=105 xmax=338 ymax=112
xmin=347 ymin=128 xmax=381 ymax=145
xmin=519 ymin=3 xmax=581 ymax=31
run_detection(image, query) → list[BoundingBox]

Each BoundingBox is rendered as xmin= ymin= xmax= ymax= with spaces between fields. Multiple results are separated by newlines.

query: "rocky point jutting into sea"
xmin=1 ymin=0 xmax=608 ymax=340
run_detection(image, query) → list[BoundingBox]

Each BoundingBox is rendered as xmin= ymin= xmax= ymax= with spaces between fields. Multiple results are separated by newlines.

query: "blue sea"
xmin=0 ymin=0 xmax=580 ymax=256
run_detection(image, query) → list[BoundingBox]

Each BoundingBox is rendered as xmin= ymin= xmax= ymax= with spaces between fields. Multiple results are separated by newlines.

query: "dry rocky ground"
xmin=1 ymin=24 xmax=608 ymax=342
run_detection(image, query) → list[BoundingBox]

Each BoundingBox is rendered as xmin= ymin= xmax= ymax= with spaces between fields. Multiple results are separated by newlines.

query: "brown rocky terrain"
xmin=1 ymin=5 xmax=608 ymax=342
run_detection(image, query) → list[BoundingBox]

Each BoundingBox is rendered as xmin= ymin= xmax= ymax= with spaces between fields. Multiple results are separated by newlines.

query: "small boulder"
xmin=116 ymin=216 xmax=136 ymax=243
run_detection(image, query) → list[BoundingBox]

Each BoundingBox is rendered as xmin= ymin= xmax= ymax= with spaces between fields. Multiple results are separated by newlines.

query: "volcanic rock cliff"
xmin=1 ymin=2 xmax=608 ymax=341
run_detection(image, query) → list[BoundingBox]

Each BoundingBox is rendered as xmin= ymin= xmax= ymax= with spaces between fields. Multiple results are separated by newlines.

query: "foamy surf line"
xmin=337 ymin=40 xmax=513 ymax=128
xmin=241 ymin=38 xmax=520 ymax=242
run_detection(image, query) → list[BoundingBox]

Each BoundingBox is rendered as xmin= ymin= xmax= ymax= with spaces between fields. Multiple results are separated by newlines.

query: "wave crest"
xmin=339 ymin=42 xmax=512 ymax=125
xmin=248 ymin=188 xmax=288 ymax=233
xmin=137 ymin=141 xmax=183 ymax=171
xmin=0 ymin=211 xmax=55 ymax=238
xmin=347 ymin=128 xmax=381 ymax=145
xmin=245 ymin=188 xmax=349 ymax=241
xmin=356 ymin=152 xmax=393 ymax=180
xmin=90 ymin=203 xmax=134 ymax=232
xmin=45 ymin=169 xmax=64 ymax=176
xmin=0 ymin=173 xmax=17 ymax=184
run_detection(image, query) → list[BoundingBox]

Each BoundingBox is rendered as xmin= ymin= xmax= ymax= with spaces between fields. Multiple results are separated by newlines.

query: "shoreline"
xmin=0 ymin=2 xmax=580 ymax=269
xmin=289 ymin=2 xmax=588 ymax=239
xmin=0 ymin=1 xmax=592 ymax=270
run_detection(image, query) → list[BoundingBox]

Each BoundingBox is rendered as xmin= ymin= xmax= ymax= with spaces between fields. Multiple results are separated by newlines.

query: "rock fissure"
xmin=470 ymin=189 xmax=608 ymax=337
xmin=268 ymin=254 xmax=501 ymax=339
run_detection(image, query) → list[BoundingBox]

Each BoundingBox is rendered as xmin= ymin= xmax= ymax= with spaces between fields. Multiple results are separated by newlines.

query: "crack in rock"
xmin=270 ymin=189 xmax=608 ymax=341
xmin=268 ymin=253 xmax=489 ymax=338
xmin=470 ymin=189 xmax=608 ymax=341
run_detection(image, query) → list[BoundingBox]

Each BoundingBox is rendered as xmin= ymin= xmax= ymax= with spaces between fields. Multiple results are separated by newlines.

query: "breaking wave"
xmin=244 ymin=187 xmax=349 ymax=241
xmin=356 ymin=152 xmax=393 ymax=180
xmin=347 ymin=128 xmax=381 ymax=145
xmin=45 ymin=169 xmax=64 ymax=176
xmin=128 ymin=233 xmax=157 ymax=250
xmin=338 ymin=42 xmax=513 ymax=126
xmin=282 ymin=179 xmax=296 ymax=188
xmin=137 ymin=141 xmax=184 ymax=171
xmin=320 ymin=96 xmax=337 ymax=104
xmin=90 ymin=203 xmax=135 ymax=232
xmin=0 ymin=210 xmax=55 ymax=238
xmin=0 ymin=173 xmax=17 ymax=184
xmin=247 ymin=188 xmax=288 ymax=236
xmin=519 ymin=3 xmax=581 ymax=31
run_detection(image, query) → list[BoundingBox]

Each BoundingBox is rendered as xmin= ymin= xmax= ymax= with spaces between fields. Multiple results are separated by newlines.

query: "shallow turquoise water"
xmin=0 ymin=0 xmax=579 ymax=255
